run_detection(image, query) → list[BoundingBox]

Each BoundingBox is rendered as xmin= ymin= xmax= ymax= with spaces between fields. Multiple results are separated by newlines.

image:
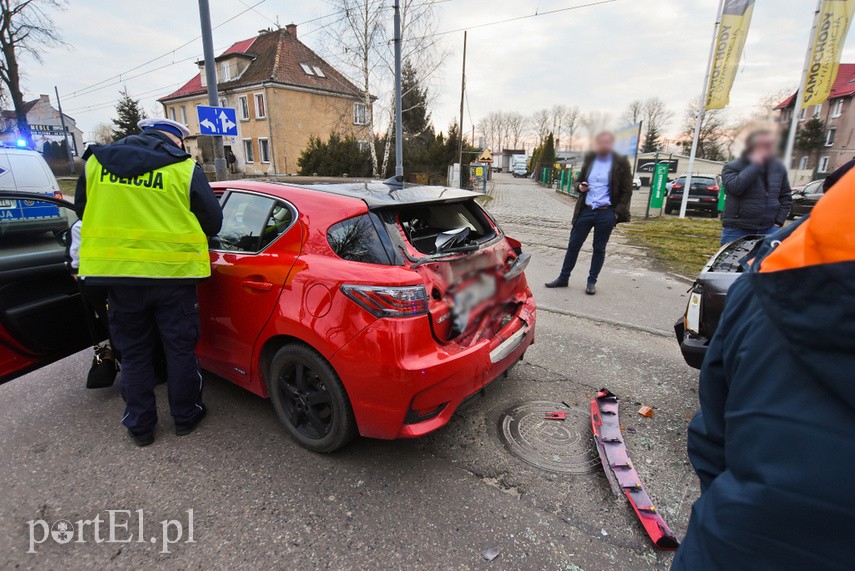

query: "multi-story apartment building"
xmin=776 ymin=63 xmax=855 ymax=176
xmin=160 ymin=24 xmax=372 ymax=175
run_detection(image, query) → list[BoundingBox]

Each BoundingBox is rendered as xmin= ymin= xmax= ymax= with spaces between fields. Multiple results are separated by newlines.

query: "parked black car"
xmin=664 ymin=174 xmax=721 ymax=217
xmin=788 ymin=178 xmax=825 ymax=219
xmin=674 ymin=235 xmax=761 ymax=369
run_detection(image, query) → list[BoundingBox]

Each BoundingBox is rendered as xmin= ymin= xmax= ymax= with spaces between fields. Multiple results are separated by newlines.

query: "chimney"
xmin=286 ymin=23 xmax=297 ymax=38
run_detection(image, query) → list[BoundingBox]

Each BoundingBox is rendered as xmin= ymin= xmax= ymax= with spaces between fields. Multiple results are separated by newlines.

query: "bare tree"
xmin=621 ymin=100 xmax=644 ymax=126
xmin=580 ymin=110 xmax=612 ymax=148
xmin=91 ymin=122 xmax=113 ymax=145
xmin=506 ymin=112 xmax=526 ymax=149
xmin=0 ymin=0 xmax=67 ymax=147
xmin=680 ymin=100 xmax=728 ymax=161
xmin=324 ymin=0 xmax=446 ymax=176
xmin=564 ymin=105 xmax=580 ymax=150
xmin=642 ymin=97 xmax=673 ymax=136
xmin=530 ymin=109 xmax=551 ymax=144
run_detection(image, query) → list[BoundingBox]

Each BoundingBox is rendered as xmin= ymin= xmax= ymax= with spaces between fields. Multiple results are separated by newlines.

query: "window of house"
xmin=353 ymin=103 xmax=368 ymax=125
xmin=259 ymin=138 xmax=270 ymax=163
xmin=798 ymin=108 xmax=806 ymax=121
xmin=826 ymin=127 xmax=836 ymax=146
xmin=832 ymin=99 xmax=844 ymax=118
xmin=254 ymin=93 xmax=266 ymax=119
xmin=813 ymin=104 xmax=822 ymax=118
xmin=169 ymin=107 xmax=176 ymax=121
xmin=219 ymin=96 xmax=228 ymax=108
xmin=220 ymin=61 xmax=231 ymax=82
xmin=238 ymin=95 xmax=249 ymax=120
xmin=799 ymin=156 xmax=809 ymax=170
xmin=312 ymin=66 xmax=326 ymax=78
xmin=243 ymin=139 xmax=254 ymax=163
xmin=818 ymin=156 xmax=830 ymax=173
xmin=179 ymin=106 xmax=187 ymax=124
xmin=300 ymin=63 xmax=315 ymax=75
xmin=357 ymin=140 xmax=370 ymax=152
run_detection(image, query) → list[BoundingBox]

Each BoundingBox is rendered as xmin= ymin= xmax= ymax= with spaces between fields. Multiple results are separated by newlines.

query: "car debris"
xmin=544 ymin=411 xmax=568 ymax=420
xmin=638 ymin=406 xmax=654 ymax=418
xmin=590 ymin=388 xmax=680 ymax=550
xmin=482 ymin=547 xmax=500 ymax=561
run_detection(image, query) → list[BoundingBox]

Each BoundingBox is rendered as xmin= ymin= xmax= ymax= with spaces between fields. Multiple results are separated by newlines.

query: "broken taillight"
xmin=340 ymin=284 xmax=429 ymax=318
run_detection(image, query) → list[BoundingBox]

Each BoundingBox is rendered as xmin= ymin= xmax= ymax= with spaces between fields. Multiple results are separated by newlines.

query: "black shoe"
xmin=545 ymin=279 xmax=569 ymax=288
xmin=129 ymin=430 xmax=154 ymax=447
xmin=175 ymin=404 xmax=207 ymax=436
xmin=586 ymin=283 xmax=597 ymax=295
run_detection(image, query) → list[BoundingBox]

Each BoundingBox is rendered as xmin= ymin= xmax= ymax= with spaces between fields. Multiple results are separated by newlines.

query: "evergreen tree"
xmin=795 ymin=117 xmax=827 ymax=174
xmin=297 ymin=133 xmax=372 ymax=177
xmin=400 ymin=59 xmax=431 ymax=137
xmin=541 ymin=132 xmax=556 ymax=166
xmin=642 ymin=124 xmax=661 ymax=153
xmin=112 ymin=88 xmax=147 ymax=141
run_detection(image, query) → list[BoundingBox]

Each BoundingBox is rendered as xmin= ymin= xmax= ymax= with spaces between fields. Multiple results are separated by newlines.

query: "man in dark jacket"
xmin=75 ymin=119 xmax=223 ymax=447
xmin=545 ymin=131 xmax=632 ymax=295
xmin=672 ymin=169 xmax=855 ymax=570
xmin=720 ymin=130 xmax=792 ymax=245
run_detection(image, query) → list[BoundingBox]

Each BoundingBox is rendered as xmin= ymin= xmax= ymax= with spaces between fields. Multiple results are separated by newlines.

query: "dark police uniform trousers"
xmin=108 ymin=284 xmax=204 ymax=434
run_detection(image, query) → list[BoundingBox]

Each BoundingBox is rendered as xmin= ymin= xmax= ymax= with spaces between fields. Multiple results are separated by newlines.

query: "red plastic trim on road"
xmin=590 ymin=388 xmax=680 ymax=550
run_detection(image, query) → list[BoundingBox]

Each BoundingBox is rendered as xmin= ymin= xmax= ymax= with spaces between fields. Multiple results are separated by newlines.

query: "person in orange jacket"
xmin=673 ymin=166 xmax=855 ymax=570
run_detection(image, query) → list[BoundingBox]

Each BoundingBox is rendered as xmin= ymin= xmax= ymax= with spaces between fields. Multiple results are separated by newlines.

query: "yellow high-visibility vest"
xmin=78 ymin=156 xmax=210 ymax=279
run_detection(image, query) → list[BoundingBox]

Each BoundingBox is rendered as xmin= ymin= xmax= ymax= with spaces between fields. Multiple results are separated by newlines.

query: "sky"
xmin=22 ymin=0 xmax=855 ymax=145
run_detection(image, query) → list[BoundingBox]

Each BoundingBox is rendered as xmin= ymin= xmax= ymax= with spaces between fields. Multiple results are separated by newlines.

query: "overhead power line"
xmin=64 ymin=0 xmax=269 ymax=100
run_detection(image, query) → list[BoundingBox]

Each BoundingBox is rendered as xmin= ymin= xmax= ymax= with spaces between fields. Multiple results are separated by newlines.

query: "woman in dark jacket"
xmin=673 ymin=169 xmax=855 ymax=570
xmin=720 ymin=130 xmax=792 ymax=245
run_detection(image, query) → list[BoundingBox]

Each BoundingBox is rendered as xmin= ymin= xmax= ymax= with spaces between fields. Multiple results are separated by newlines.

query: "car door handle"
xmin=241 ymin=279 xmax=274 ymax=292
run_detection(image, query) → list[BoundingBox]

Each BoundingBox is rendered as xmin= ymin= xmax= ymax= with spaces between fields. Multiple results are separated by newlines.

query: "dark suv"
xmin=674 ymin=235 xmax=761 ymax=369
xmin=665 ymin=174 xmax=721 ymax=217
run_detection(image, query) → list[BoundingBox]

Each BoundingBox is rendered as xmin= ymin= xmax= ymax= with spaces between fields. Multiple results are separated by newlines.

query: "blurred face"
xmin=595 ymin=133 xmax=615 ymax=156
xmin=750 ymin=132 xmax=775 ymax=159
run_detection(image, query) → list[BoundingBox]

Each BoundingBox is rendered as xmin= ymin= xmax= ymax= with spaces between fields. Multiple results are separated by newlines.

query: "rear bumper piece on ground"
xmin=590 ymin=388 xmax=680 ymax=550
xmin=331 ymin=292 xmax=536 ymax=440
xmin=673 ymin=319 xmax=708 ymax=370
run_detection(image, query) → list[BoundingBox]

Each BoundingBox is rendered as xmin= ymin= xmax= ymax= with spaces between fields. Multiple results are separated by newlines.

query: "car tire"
xmin=268 ymin=344 xmax=357 ymax=453
xmin=664 ymin=205 xmax=673 ymax=215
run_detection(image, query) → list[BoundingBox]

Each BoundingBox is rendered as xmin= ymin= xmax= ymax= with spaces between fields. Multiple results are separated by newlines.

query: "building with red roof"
xmin=159 ymin=24 xmax=372 ymax=175
xmin=776 ymin=64 xmax=855 ymax=176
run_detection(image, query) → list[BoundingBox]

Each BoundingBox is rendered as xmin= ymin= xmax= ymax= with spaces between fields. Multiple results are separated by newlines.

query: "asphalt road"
xmin=0 ymin=174 xmax=702 ymax=570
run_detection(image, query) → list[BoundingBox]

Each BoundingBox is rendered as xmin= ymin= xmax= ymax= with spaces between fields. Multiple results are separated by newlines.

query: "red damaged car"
xmin=0 ymin=180 xmax=536 ymax=452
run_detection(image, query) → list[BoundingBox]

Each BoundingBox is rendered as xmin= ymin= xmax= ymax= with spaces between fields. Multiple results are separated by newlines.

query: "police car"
xmin=0 ymin=145 xmax=67 ymax=235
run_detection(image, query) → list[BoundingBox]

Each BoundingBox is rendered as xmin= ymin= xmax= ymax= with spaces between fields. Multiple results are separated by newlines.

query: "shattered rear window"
xmin=396 ymin=200 xmax=497 ymax=255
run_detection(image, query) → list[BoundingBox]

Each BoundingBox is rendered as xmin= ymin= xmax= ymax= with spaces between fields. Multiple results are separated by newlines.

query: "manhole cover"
xmin=498 ymin=400 xmax=598 ymax=474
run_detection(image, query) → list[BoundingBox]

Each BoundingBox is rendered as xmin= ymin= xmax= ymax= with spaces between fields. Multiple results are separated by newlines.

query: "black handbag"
xmin=80 ymin=283 xmax=119 ymax=389
xmin=87 ymin=344 xmax=119 ymax=389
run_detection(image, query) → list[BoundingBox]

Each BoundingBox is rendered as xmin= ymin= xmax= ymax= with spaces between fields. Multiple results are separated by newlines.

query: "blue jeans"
xmin=720 ymin=225 xmax=775 ymax=246
xmin=558 ymin=207 xmax=617 ymax=284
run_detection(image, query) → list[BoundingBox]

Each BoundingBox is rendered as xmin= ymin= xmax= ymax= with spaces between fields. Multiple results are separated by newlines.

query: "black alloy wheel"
xmin=268 ymin=344 xmax=357 ymax=452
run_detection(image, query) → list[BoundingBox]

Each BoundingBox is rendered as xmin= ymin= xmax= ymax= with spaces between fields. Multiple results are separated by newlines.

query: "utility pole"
xmin=54 ymin=86 xmax=74 ymax=174
xmin=393 ymin=0 xmax=403 ymax=178
xmin=198 ymin=0 xmax=228 ymax=181
xmin=457 ymin=30 xmax=467 ymax=188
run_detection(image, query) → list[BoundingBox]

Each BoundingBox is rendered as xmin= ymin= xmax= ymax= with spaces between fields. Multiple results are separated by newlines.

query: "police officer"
xmin=75 ymin=118 xmax=223 ymax=447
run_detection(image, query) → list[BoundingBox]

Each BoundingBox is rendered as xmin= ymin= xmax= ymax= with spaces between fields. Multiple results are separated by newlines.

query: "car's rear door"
xmin=0 ymin=192 xmax=90 ymax=383
xmin=196 ymin=190 xmax=301 ymax=383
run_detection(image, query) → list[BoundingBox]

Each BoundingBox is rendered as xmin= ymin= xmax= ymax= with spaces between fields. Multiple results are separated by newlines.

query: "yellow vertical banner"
xmin=802 ymin=0 xmax=855 ymax=108
xmin=705 ymin=0 xmax=756 ymax=111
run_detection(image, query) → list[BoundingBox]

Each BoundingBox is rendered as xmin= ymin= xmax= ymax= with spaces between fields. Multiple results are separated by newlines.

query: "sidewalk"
xmin=485 ymin=174 xmax=690 ymax=335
